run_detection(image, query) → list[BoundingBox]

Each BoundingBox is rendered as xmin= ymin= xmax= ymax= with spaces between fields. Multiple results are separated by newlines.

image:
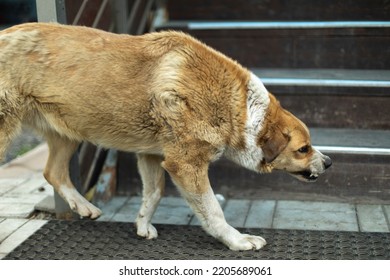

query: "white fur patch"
xmin=59 ymin=185 xmax=102 ymax=219
xmin=225 ymin=73 xmax=270 ymax=172
xmin=184 ymin=188 xmax=266 ymax=250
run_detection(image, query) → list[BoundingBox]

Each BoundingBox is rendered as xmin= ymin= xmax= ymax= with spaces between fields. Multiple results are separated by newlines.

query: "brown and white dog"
xmin=0 ymin=23 xmax=331 ymax=250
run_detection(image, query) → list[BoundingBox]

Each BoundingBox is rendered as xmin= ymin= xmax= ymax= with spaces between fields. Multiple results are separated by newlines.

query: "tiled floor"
xmin=0 ymin=144 xmax=389 ymax=259
xmin=97 ymin=196 xmax=390 ymax=233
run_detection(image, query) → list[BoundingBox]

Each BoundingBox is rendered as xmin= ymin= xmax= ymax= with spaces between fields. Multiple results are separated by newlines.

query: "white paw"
xmin=69 ymin=198 xmax=102 ymax=219
xmin=136 ymin=220 xmax=158 ymax=239
xmin=228 ymin=234 xmax=267 ymax=251
xmin=61 ymin=187 xmax=102 ymax=219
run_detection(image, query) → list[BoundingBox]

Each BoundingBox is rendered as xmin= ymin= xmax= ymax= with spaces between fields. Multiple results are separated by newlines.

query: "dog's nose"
xmin=323 ymin=155 xmax=332 ymax=169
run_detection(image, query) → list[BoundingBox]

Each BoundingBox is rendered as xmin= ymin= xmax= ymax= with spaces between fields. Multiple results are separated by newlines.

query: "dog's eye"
xmin=298 ymin=145 xmax=309 ymax=153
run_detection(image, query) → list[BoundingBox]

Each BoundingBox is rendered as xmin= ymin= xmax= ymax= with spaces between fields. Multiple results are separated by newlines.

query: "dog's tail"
xmin=0 ymin=88 xmax=23 ymax=163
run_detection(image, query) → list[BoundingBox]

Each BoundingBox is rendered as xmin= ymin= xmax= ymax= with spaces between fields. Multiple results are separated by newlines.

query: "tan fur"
xmin=0 ymin=23 xmax=330 ymax=250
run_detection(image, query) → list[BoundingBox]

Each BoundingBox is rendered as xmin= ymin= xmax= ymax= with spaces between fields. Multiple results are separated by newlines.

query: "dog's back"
xmin=0 ymin=23 xmax=249 ymax=158
xmin=0 ymin=23 xmax=171 ymax=157
xmin=1 ymin=23 xmax=160 ymax=153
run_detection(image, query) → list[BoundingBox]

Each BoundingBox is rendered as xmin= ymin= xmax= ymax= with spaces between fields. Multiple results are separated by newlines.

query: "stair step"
xmin=311 ymin=128 xmax=390 ymax=148
xmin=311 ymin=128 xmax=390 ymax=155
xmin=317 ymin=146 xmax=390 ymax=156
xmin=166 ymin=0 xmax=390 ymax=21
xmin=254 ymin=69 xmax=390 ymax=90
xmin=273 ymin=93 xmax=389 ymax=130
xmin=185 ymin=21 xmax=390 ymax=30
xmin=251 ymin=69 xmax=390 ymax=129
xmin=156 ymin=21 xmax=390 ymax=69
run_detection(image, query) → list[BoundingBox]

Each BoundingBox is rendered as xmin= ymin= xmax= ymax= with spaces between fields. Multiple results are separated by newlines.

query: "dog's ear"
xmin=260 ymin=129 xmax=290 ymax=163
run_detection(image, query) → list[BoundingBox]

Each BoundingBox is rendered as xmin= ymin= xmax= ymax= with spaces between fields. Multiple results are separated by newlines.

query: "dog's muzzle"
xmin=292 ymin=153 xmax=332 ymax=182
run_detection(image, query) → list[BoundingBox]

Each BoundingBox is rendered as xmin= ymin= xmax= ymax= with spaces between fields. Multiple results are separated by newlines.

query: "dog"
xmin=0 ymin=23 xmax=331 ymax=250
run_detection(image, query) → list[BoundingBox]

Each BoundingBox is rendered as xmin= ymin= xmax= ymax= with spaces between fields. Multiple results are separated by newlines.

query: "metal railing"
xmin=36 ymin=0 xmax=158 ymax=33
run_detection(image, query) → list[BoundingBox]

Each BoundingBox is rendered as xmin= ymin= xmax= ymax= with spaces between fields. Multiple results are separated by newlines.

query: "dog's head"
xmin=258 ymin=94 xmax=332 ymax=182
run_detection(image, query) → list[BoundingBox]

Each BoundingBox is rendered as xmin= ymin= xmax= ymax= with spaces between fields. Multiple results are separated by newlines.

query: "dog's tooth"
xmin=308 ymin=173 xmax=319 ymax=181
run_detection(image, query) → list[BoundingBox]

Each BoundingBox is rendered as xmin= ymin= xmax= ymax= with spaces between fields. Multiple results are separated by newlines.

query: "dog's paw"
xmin=228 ymin=234 xmax=267 ymax=251
xmin=61 ymin=188 xmax=102 ymax=219
xmin=70 ymin=200 xmax=102 ymax=220
xmin=136 ymin=222 xmax=158 ymax=239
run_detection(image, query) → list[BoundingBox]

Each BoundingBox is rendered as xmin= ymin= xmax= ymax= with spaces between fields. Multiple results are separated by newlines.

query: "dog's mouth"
xmin=291 ymin=170 xmax=319 ymax=182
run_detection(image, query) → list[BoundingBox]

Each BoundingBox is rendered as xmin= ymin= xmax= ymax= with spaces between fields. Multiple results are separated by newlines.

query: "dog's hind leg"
xmin=0 ymin=90 xmax=23 ymax=163
xmin=43 ymin=132 xmax=102 ymax=219
xmin=0 ymin=117 xmax=22 ymax=163
xmin=135 ymin=153 xmax=165 ymax=239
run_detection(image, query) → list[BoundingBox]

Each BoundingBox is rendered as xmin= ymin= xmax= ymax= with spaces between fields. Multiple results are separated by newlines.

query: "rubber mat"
xmin=4 ymin=220 xmax=390 ymax=260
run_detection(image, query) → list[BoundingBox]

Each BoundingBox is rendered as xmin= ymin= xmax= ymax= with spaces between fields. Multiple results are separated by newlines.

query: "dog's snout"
xmin=323 ymin=155 xmax=332 ymax=169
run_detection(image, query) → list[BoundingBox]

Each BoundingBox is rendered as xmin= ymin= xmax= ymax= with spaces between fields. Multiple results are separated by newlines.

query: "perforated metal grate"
xmin=4 ymin=220 xmax=390 ymax=259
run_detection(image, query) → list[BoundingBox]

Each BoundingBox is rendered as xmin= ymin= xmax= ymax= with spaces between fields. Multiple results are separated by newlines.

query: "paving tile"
xmin=110 ymin=196 xmax=150 ymax=222
xmin=110 ymin=202 xmax=140 ymax=222
xmin=357 ymin=205 xmax=389 ymax=232
xmin=277 ymin=200 xmax=355 ymax=212
xmin=245 ymin=200 xmax=276 ymax=228
xmin=32 ymin=182 xmax=54 ymax=196
xmin=152 ymin=204 xmax=193 ymax=225
xmin=384 ymin=205 xmax=390 ymax=227
xmin=128 ymin=196 xmax=142 ymax=204
xmin=0 ymin=179 xmax=26 ymax=188
xmin=0 ymin=220 xmax=47 ymax=255
xmin=159 ymin=196 xmax=188 ymax=207
xmin=0 ymin=179 xmax=27 ymax=195
xmin=0 ymin=185 xmax=15 ymax=196
xmin=0 ymin=219 xmax=29 ymax=242
xmin=97 ymin=196 xmax=129 ymax=221
xmin=223 ymin=199 xmax=251 ymax=228
xmin=8 ymin=174 xmax=47 ymax=195
xmin=273 ymin=200 xmax=358 ymax=231
xmin=0 ymin=193 xmax=50 ymax=205
xmin=0 ymin=203 xmax=36 ymax=218
xmin=152 ymin=197 xmax=192 ymax=225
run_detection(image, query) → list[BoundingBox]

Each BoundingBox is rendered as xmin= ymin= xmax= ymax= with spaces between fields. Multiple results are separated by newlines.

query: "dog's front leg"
xmin=163 ymin=159 xmax=266 ymax=251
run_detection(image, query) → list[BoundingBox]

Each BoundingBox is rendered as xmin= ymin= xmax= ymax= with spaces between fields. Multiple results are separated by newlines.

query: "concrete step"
xmin=254 ymin=69 xmax=390 ymax=88
xmin=310 ymin=128 xmax=390 ymax=152
xmin=156 ymin=21 xmax=390 ymax=69
xmin=165 ymin=0 xmax=389 ymax=21
xmin=252 ymin=69 xmax=390 ymax=129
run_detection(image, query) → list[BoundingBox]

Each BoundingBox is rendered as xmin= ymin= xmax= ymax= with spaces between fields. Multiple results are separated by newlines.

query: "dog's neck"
xmin=224 ymin=73 xmax=270 ymax=172
xmin=246 ymin=73 xmax=270 ymax=133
